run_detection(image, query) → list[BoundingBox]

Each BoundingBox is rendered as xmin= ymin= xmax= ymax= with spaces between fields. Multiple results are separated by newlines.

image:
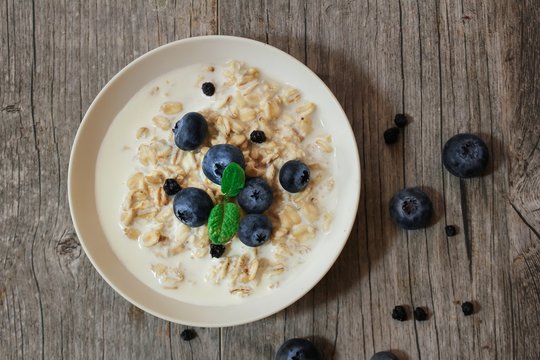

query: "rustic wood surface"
xmin=1 ymin=0 xmax=539 ymax=359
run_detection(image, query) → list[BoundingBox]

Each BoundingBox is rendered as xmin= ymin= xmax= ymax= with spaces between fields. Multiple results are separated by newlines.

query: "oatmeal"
xmin=95 ymin=61 xmax=336 ymax=305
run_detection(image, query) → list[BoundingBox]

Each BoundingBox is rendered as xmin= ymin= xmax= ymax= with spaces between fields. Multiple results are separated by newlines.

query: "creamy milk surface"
xmin=95 ymin=62 xmax=336 ymax=306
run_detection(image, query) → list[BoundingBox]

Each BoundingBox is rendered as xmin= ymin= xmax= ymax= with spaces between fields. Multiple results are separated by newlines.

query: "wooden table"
xmin=1 ymin=1 xmax=539 ymax=359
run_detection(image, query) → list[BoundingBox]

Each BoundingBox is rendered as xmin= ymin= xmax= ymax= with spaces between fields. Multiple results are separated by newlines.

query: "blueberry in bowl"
xmin=389 ymin=187 xmax=433 ymax=230
xmin=275 ymin=338 xmax=321 ymax=360
xmin=172 ymin=112 xmax=208 ymax=151
xmin=173 ymin=187 xmax=213 ymax=227
xmin=202 ymin=144 xmax=246 ymax=185
xmin=279 ymin=160 xmax=310 ymax=193
xmin=237 ymin=177 xmax=273 ymax=214
xmin=238 ymin=214 xmax=273 ymax=247
xmin=442 ymin=133 xmax=489 ymax=178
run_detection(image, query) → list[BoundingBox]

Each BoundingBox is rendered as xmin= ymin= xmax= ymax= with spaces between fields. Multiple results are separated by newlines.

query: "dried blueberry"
xmin=210 ymin=244 xmax=226 ymax=258
xmin=163 ymin=178 xmax=182 ymax=196
xmin=414 ymin=307 xmax=428 ymax=321
xmin=445 ymin=225 xmax=457 ymax=237
xmin=384 ymin=127 xmax=400 ymax=144
xmin=180 ymin=329 xmax=197 ymax=341
xmin=201 ymin=82 xmax=215 ymax=96
xmin=394 ymin=113 xmax=408 ymax=128
xmin=392 ymin=305 xmax=407 ymax=321
xmin=461 ymin=301 xmax=474 ymax=316
xmin=250 ymin=130 xmax=266 ymax=143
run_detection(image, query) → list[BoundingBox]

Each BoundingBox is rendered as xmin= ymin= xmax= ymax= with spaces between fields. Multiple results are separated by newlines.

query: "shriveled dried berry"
xmin=202 ymin=82 xmax=215 ymax=96
xmin=445 ymin=225 xmax=457 ymax=237
xmin=392 ymin=305 xmax=407 ymax=321
xmin=180 ymin=329 xmax=197 ymax=341
xmin=250 ymin=130 xmax=266 ymax=144
xmin=384 ymin=127 xmax=400 ymax=144
xmin=163 ymin=178 xmax=182 ymax=196
xmin=414 ymin=307 xmax=428 ymax=321
xmin=394 ymin=113 xmax=408 ymax=128
xmin=210 ymin=244 xmax=226 ymax=258
xmin=461 ymin=301 xmax=474 ymax=316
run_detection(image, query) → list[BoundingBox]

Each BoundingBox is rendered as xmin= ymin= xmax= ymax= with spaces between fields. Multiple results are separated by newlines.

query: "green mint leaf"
xmin=208 ymin=202 xmax=240 ymax=245
xmin=221 ymin=162 xmax=245 ymax=197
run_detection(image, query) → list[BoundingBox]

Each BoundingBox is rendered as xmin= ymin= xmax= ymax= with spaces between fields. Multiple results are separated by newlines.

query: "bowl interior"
xmin=69 ymin=36 xmax=360 ymax=327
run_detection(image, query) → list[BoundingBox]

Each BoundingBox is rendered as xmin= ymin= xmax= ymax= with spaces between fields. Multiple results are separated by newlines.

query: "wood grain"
xmin=1 ymin=0 xmax=538 ymax=359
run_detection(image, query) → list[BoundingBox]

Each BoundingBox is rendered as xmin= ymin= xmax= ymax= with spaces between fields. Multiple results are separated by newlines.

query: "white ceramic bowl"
xmin=68 ymin=35 xmax=360 ymax=327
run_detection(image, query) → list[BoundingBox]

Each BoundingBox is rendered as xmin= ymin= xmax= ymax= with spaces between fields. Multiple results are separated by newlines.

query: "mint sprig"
xmin=221 ymin=162 xmax=245 ymax=197
xmin=208 ymin=163 xmax=245 ymax=245
xmin=208 ymin=202 xmax=240 ymax=245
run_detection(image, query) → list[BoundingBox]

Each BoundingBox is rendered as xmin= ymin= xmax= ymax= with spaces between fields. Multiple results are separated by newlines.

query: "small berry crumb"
xmin=163 ymin=178 xmax=182 ymax=196
xmin=180 ymin=329 xmax=197 ymax=341
xmin=384 ymin=127 xmax=400 ymax=144
xmin=201 ymin=82 xmax=215 ymax=96
xmin=392 ymin=305 xmax=407 ymax=321
xmin=461 ymin=301 xmax=474 ymax=316
xmin=414 ymin=307 xmax=428 ymax=321
xmin=394 ymin=113 xmax=408 ymax=127
xmin=250 ymin=130 xmax=266 ymax=143
xmin=445 ymin=225 xmax=457 ymax=237
xmin=210 ymin=244 xmax=226 ymax=258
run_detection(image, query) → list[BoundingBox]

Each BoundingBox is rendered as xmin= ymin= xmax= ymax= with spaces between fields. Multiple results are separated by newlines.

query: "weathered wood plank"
xmin=0 ymin=1 xmax=219 ymax=360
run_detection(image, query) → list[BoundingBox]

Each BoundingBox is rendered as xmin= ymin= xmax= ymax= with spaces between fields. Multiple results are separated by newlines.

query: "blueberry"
xmin=371 ymin=351 xmax=399 ymax=360
xmin=202 ymin=144 xmax=246 ymax=185
xmin=173 ymin=112 xmax=208 ymax=151
xmin=275 ymin=338 xmax=321 ymax=360
xmin=442 ymin=133 xmax=489 ymax=178
xmin=173 ymin=187 xmax=213 ymax=227
xmin=414 ymin=307 xmax=428 ymax=321
xmin=238 ymin=214 xmax=273 ymax=247
xmin=250 ymin=130 xmax=266 ymax=143
xmin=384 ymin=127 xmax=400 ymax=144
xmin=389 ymin=187 xmax=433 ymax=230
xmin=279 ymin=160 xmax=310 ymax=193
xmin=163 ymin=178 xmax=182 ymax=196
xmin=201 ymin=82 xmax=215 ymax=96
xmin=237 ymin=177 xmax=273 ymax=214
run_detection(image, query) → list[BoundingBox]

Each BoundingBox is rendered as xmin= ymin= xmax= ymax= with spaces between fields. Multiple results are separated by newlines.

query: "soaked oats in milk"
xmin=119 ymin=61 xmax=335 ymax=298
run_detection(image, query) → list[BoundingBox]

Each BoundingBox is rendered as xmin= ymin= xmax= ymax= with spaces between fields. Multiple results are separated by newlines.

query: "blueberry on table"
xmin=394 ymin=113 xmax=408 ymax=128
xmin=442 ymin=133 xmax=489 ymax=178
xmin=202 ymin=144 xmax=246 ymax=185
xmin=201 ymin=82 xmax=215 ymax=96
xmin=173 ymin=112 xmax=208 ymax=151
xmin=180 ymin=329 xmax=196 ymax=341
xmin=461 ymin=301 xmax=474 ymax=316
xmin=389 ymin=187 xmax=433 ymax=230
xmin=371 ymin=351 xmax=399 ymax=360
xmin=384 ymin=127 xmax=400 ymax=144
xmin=279 ymin=160 xmax=310 ymax=193
xmin=163 ymin=178 xmax=181 ymax=196
xmin=238 ymin=214 xmax=273 ymax=247
xmin=209 ymin=244 xmax=226 ymax=258
xmin=237 ymin=177 xmax=273 ymax=214
xmin=173 ymin=187 xmax=213 ymax=227
xmin=275 ymin=338 xmax=321 ymax=360
xmin=414 ymin=307 xmax=428 ymax=321
xmin=391 ymin=305 xmax=407 ymax=321
xmin=250 ymin=130 xmax=266 ymax=143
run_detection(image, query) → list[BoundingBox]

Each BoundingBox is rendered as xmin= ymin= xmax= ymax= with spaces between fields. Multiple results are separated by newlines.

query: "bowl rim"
xmin=68 ymin=35 xmax=361 ymax=327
